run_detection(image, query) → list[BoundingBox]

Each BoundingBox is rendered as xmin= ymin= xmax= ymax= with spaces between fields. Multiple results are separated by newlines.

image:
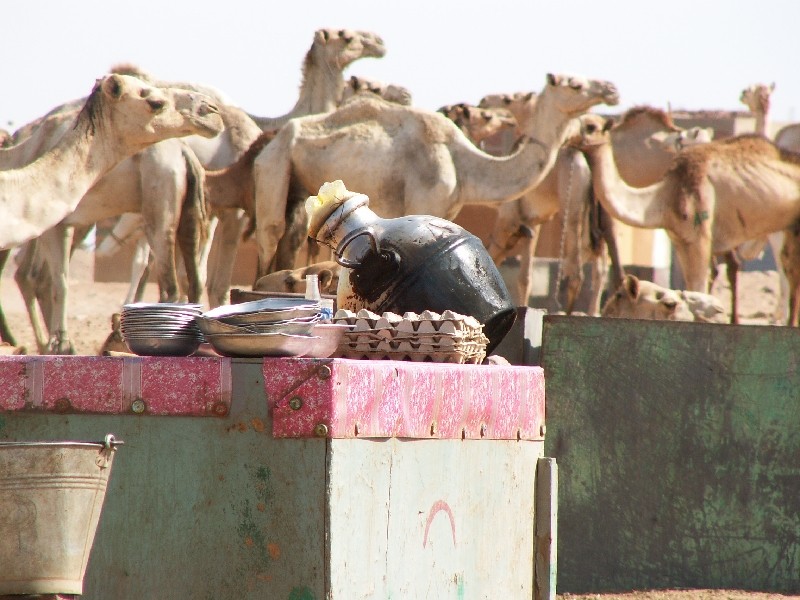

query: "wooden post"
xmin=536 ymin=457 xmax=557 ymax=600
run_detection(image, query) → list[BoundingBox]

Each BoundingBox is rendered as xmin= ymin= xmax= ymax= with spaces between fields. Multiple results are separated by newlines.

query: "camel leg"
xmin=139 ymin=143 xmax=184 ymax=303
xmin=252 ymin=135 xmax=293 ymax=281
xmin=14 ymin=240 xmax=52 ymax=353
xmin=515 ymin=225 xmax=540 ymax=307
xmin=273 ymin=181 xmax=311 ymax=271
xmin=767 ymin=231 xmax=789 ymax=324
xmin=723 ymin=251 xmax=740 ymax=325
xmin=206 ymin=209 xmax=247 ymax=307
xmin=125 ymin=237 xmax=152 ymax=305
xmin=39 ymin=225 xmax=76 ymax=355
xmin=779 ymin=224 xmax=800 ymax=327
xmin=0 ymin=249 xmax=18 ymax=346
xmin=174 ymin=144 xmax=208 ymax=304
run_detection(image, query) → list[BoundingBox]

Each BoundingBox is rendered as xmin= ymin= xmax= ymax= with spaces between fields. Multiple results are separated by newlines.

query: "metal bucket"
xmin=0 ymin=434 xmax=122 ymax=595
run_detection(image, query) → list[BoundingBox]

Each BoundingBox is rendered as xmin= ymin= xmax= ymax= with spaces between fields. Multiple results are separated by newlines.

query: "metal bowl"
xmin=205 ymin=333 xmax=317 ymax=358
xmin=304 ymin=324 xmax=354 ymax=358
xmin=196 ymin=316 xmax=318 ymax=337
xmin=123 ymin=334 xmax=202 ymax=357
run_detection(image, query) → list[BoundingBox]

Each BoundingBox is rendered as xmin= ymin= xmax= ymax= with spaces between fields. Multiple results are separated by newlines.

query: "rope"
xmin=552 ymin=155 xmax=575 ymax=311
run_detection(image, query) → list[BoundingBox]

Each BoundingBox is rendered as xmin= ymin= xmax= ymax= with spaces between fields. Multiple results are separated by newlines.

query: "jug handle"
xmin=335 ymin=227 xmax=380 ymax=269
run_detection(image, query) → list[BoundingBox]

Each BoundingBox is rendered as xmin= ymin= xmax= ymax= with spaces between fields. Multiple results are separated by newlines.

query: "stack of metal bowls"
xmin=120 ymin=303 xmax=204 ymax=356
xmin=198 ymin=298 xmax=350 ymax=358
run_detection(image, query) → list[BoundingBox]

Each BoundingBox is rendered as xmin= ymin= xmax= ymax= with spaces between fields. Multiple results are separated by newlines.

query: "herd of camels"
xmin=2 ymin=27 xmax=800 ymax=355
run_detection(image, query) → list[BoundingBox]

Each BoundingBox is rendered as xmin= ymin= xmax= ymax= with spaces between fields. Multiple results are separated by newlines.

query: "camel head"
xmin=478 ymin=91 xmax=537 ymax=134
xmin=601 ymin=275 xmax=695 ymax=321
xmin=253 ymin=261 xmax=341 ymax=294
xmin=313 ymin=28 xmax=387 ymax=69
xmin=740 ymin=82 xmax=775 ymax=114
xmin=542 ymin=73 xmax=619 ymax=118
xmin=438 ymin=103 xmax=517 ymax=146
xmin=650 ymin=126 xmax=715 ymax=152
xmin=81 ymin=74 xmax=224 ymax=145
xmin=342 ymin=75 xmax=413 ymax=106
xmin=567 ymin=113 xmax=614 ymax=150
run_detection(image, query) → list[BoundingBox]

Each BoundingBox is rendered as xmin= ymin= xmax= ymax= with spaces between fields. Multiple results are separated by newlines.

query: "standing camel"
xmin=0 ymin=74 xmax=223 ymax=353
xmin=570 ymin=114 xmax=800 ymax=324
xmin=0 ymin=74 xmax=222 ymax=250
xmin=252 ymin=73 xmax=620 ymax=279
xmin=723 ymin=82 xmax=788 ymax=324
xmin=142 ymin=28 xmax=388 ymax=307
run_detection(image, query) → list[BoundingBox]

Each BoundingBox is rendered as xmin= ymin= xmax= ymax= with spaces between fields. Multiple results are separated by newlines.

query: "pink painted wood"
xmin=266 ymin=358 xmax=545 ymax=440
xmin=0 ymin=356 xmax=232 ymax=416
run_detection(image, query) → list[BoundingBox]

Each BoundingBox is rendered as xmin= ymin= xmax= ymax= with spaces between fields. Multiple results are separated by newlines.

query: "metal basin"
xmin=205 ymin=333 xmax=317 ymax=358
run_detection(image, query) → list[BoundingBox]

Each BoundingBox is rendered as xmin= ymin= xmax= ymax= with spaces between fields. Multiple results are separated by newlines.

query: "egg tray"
xmin=332 ymin=309 xmax=488 ymax=363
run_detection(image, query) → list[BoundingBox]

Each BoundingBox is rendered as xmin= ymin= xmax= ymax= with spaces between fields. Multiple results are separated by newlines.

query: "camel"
xmin=247 ymin=28 xmax=386 ymax=132
xmin=342 ymin=75 xmax=413 ymax=106
xmin=180 ymin=28 xmax=387 ymax=308
xmin=252 ymin=72 xmax=620 ymax=280
xmin=95 ymin=130 xmax=276 ymax=308
xmin=440 ymin=92 xmax=607 ymax=314
xmin=723 ymin=82 xmax=789 ymax=324
xmin=2 ymin=75 xmax=223 ymax=353
xmin=602 ymin=274 xmax=726 ymax=323
xmin=776 ymin=123 xmax=800 ymax=152
xmin=570 ymin=114 xmax=800 ymax=320
xmin=437 ymin=103 xmax=517 ymax=148
xmin=0 ymin=73 xmax=221 ymax=250
xmin=253 ymin=261 xmax=341 ymax=295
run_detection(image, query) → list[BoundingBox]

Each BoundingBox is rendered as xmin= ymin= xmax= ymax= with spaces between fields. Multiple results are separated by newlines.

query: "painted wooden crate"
xmin=0 ymin=356 xmax=553 ymax=600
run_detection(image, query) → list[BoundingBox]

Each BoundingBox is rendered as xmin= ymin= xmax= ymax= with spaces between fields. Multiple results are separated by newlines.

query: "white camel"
xmin=571 ymin=114 xmax=800 ymax=326
xmin=342 ymin=75 xmax=413 ymax=106
xmin=3 ymin=75 xmax=223 ymax=353
xmin=0 ymin=74 xmax=222 ymax=250
xmin=252 ymin=73 xmax=620 ymax=279
xmin=174 ymin=28 xmax=387 ymax=307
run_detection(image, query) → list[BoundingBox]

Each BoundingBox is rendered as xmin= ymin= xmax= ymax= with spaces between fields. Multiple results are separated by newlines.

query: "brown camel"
xmin=571 ymin=114 xmax=800 ymax=325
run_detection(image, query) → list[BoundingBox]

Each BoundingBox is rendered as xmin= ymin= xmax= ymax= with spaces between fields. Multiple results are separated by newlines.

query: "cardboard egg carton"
xmin=333 ymin=309 xmax=488 ymax=364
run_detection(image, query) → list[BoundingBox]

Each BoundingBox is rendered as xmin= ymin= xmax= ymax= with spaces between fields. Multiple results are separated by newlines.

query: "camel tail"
xmin=176 ymin=145 xmax=210 ymax=303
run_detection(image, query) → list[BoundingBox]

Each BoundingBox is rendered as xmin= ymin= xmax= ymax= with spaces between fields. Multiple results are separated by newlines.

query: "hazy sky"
xmin=2 ymin=0 xmax=797 ymax=131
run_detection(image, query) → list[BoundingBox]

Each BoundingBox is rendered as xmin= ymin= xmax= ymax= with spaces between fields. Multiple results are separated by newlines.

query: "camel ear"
xmin=524 ymin=91 xmax=535 ymax=102
xmin=102 ymin=74 xmax=125 ymax=100
xmin=604 ymin=118 xmax=615 ymax=133
xmin=546 ymin=73 xmax=558 ymax=86
xmin=623 ymin=274 xmax=640 ymax=299
xmin=462 ymin=106 xmax=472 ymax=120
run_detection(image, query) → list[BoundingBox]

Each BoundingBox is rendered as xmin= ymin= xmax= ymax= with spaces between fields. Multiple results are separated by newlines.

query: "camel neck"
xmin=0 ymin=116 xmax=131 ymax=249
xmin=582 ymin=142 xmax=667 ymax=229
xmin=251 ymin=50 xmax=343 ymax=133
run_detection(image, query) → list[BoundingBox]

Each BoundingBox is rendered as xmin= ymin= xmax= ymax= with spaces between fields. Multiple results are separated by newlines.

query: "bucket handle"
xmin=96 ymin=433 xmax=124 ymax=469
xmin=335 ymin=227 xmax=380 ymax=269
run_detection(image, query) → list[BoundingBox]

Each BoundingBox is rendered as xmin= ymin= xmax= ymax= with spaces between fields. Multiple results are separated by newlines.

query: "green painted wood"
xmin=541 ymin=316 xmax=800 ymax=593
xmin=0 ymin=360 xmax=328 ymax=600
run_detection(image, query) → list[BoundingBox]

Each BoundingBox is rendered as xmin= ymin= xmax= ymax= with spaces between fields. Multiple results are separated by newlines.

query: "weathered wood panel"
xmin=327 ymin=438 xmax=542 ymax=598
xmin=542 ymin=316 xmax=800 ymax=593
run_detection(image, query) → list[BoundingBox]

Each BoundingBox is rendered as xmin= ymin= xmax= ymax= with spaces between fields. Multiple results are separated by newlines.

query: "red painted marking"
xmin=423 ymin=500 xmax=456 ymax=548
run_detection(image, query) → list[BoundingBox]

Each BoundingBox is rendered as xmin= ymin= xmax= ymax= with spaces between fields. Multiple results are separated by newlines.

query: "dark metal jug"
xmin=310 ymin=194 xmax=516 ymax=354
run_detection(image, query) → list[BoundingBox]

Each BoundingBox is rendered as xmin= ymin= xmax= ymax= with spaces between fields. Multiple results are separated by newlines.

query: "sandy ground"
xmin=0 ymin=250 xmax=796 ymax=600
